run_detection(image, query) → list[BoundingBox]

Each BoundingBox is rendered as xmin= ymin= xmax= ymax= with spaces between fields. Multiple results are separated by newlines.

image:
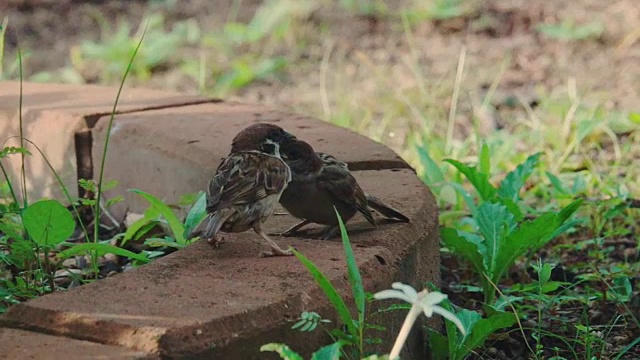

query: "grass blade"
xmin=335 ymin=207 xmax=365 ymax=346
xmin=292 ymin=248 xmax=359 ymax=342
xmin=94 ymin=21 xmax=148 ymax=243
xmin=129 ymin=189 xmax=185 ymax=243
xmin=58 ymin=243 xmax=149 ymax=263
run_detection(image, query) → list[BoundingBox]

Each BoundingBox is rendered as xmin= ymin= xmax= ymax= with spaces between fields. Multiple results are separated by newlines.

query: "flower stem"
xmin=390 ymin=305 xmax=421 ymax=359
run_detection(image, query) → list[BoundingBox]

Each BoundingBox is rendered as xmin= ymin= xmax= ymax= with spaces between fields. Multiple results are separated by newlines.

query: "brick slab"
xmin=1 ymin=169 xmax=438 ymax=359
xmin=0 ymin=328 xmax=155 ymax=359
xmin=92 ymin=102 xmax=410 ymax=219
xmin=0 ymin=81 xmax=211 ymax=203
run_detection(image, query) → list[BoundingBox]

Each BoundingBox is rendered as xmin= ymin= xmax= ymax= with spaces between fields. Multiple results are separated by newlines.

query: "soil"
xmin=2 ymin=0 xmax=639 ymax=359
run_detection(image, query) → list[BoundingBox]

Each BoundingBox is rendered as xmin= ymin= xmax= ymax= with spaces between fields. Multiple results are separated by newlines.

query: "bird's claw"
xmin=259 ymin=247 xmax=294 ymax=258
xmin=207 ymin=235 xmax=226 ymax=248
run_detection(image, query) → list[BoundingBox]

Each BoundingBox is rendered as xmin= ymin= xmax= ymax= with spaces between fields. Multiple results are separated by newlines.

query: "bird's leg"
xmin=319 ymin=225 xmax=340 ymax=240
xmin=254 ymin=226 xmax=294 ymax=257
xmin=269 ymin=219 xmax=312 ymax=237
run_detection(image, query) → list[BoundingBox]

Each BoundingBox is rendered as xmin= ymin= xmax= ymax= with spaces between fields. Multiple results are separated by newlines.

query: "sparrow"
xmin=277 ymin=139 xmax=410 ymax=239
xmin=194 ymin=123 xmax=296 ymax=257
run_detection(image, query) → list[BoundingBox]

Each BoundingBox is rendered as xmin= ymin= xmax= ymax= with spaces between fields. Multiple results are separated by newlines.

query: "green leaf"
xmin=183 ymin=191 xmax=207 ymax=239
xmin=456 ymin=308 xmax=482 ymax=338
xmin=474 ymin=202 xmax=515 ymax=276
xmin=260 ymin=343 xmax=304 ymax=360
xmin=427 ymin=329 xmax=450 ymax=360
xmin=460 ymin=312 xmax=516 ymax=355
xmin=445 ymin=159 xmax=497 ymax=201
xmin=292 ymin=248 xmax=359 ymax=343
xmin=537 ymin=263 xmax=553 ymax=285
xmin=22 ymin=200 xmax=75 ymax=246
xmin=311 ymin=342 xmax=343 ymax=360
xmin=557 ymin=198 xmax=583 ymax=223
xmin=546 ymin=172 xmax=570 ymax=195
xmin=129 ymin=189 xmax=185 ymax=244
xmin=479 ymin=142 xmax=490 ymax=176
xmin=493 ymin=213 xmax=558 ymax=285
xmin=629 ymin=112 xmax=640 ymax=124
xmin=0 ymin=146 xmax=31 ymax=158
xmin=416 ymin=145 xmax=445 ymax=185
xmin=498 ymin=152 xmax=541 ymax=202
xmin=58 ymin=243 xmax=149 ymax=263
xmin=336 ymin=208 xmax=365 ymax=333
xmin=144 ymin=237 xmax=185 ymax=249
xmin=122 ymin=214 xmax=158 ymax=246
xmin=440 ymin=228 xmax=485 ymax=278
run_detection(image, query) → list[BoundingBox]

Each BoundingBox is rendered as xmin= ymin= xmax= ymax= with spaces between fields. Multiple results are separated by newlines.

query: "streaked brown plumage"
xmin=278 ymin=140 xmax=410 ymax=239
xmin=194 ymin=123 xmax=296 ymax=257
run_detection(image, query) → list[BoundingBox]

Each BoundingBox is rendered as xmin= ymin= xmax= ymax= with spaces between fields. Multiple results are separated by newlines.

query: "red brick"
xmin=0 ymin=328 xmax=155 ymax=359
xmin=0 ymin=81 xmax=210 ymax=203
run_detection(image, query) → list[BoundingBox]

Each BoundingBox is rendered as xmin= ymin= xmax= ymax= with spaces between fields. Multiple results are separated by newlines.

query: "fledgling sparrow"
xmin=194 ymin=123 xmax=296 ymax=257
xmin=277 ymin=139 xmax=410 ymax=239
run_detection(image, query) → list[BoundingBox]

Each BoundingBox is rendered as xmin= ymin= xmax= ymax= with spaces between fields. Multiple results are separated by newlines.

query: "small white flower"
xmin=374 ymin=282 xmax=466 ymax=359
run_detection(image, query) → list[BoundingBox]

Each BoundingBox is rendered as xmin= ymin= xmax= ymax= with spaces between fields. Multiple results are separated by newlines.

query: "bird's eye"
xmin=261 ymin=142 xmax=277 ymax=154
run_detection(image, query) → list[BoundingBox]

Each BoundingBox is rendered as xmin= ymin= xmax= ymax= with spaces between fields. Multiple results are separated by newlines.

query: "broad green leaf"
xmin=183 ymin=191 xmax=207 ymax=239
xmin=479 ymin=142 xmax=490 ymax=176
xmin=445 ymin=159 xmax=497 ymax=201
xmin=129 ymin=189 xmax=185 ymax=244
xmin=493 ymin=213 xmax=558 ymax=285
xmin=311 ymin=341 xmax=343 ymax=360
xmin=58 ymin=243 xmax=149 ymax=263
xmin=474 ymin=202 xmax=514 ymax=276
xmin=456 ymin=308 xmax=482 ymax=339
xmin=497 ymin=152 xmax=541 ymax=202
xmin=292 ymin=249 xmax=359 ymax=342
xmin=336 ymin=208 xmax=365 ymax=332
xmin=23 ymin=200 xmax=75 ymax=246
xmin=260 ymin=343 xmax=304 ymax=360
xmin=629 ymin=112 xmax=640 ymax=124
xmin=440 ymin=228 xmax=484 ymax=277
xmin=461 ymin=312 xmax=516 ymax=354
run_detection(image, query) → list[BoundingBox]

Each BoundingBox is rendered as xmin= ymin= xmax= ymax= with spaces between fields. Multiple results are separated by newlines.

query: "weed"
xmin=120 ymin=189 xmax=206 ymax=251
xmin=537 ymin=20 xmax=604 ymax=41
xmin=74 ymin=13 xmax=199 ymax=83
xmin=0 ymin=18 xmax=150 ymax=312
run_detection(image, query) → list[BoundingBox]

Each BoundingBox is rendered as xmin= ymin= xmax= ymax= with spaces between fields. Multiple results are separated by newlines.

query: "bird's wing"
xmin=317 ymin=152 xmax=349 ymax=170
xmin=316 ymin=161 xmax=375 ymax=225
xmin=207 ymin=152 xmax=290 ymax=212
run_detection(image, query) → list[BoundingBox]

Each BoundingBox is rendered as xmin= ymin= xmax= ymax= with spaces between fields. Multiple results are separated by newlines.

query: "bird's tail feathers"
xmin=190 ymin=211 xmax=231 ymax=241
xmin=365 ymin=195 xmax=410 ymax=223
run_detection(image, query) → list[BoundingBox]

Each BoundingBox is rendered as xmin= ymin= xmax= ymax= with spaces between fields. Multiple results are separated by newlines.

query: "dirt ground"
xmin=3 ymin=1 xmax=639 ymax=121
